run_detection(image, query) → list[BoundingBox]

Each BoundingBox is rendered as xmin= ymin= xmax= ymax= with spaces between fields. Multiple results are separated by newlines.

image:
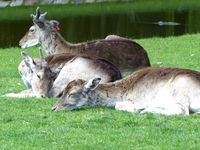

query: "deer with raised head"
xmin=52 ymin=67 xmax=200 ymax=115
xmin=19 ymin=7 xmax=150 ymax=70
xmin=5 ymin=48 xmax=122 ymax=98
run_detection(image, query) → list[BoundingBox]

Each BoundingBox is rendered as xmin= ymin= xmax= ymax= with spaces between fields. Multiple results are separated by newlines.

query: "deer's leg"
xmin=115 ymin=101 xmax=138 ymax=112
xmin=140 ymin=103 xmax=189 ymax=115
xmin=189 ymin=101 xmax=200 ymax=114
xmin=3 ymin=89 xmax=34 ymax=98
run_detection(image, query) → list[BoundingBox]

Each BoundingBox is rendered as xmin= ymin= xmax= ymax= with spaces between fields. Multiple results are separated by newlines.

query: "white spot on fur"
xmin=115 ymin=101 xmax=136 ymax=112
xmin=84 ymin=78 xmax=101 ymax=90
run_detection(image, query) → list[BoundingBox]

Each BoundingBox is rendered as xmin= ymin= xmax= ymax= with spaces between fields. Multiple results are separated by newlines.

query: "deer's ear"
xmin=32 ymin=7 xmax=47 ymax=28
xmin=84 ymin=78 xmax=101 ymax=91
xmin=38 ymin=47 xmax=49 ymax=69
xmin=49 ymin=20 xmax=60 ymax=31
xmin=49 ymin=20 xmax=59 ymax=27
xmin=33 ymin=20 xmax=45 ymax=28
xmin=21 ymin=52 xmax=36 ymax=70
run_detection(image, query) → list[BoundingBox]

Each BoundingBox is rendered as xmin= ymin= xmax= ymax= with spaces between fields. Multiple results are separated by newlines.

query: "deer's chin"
xmin=52 ymin=105 xmax=77 ymax=111
xmin=35 ymin=94 xmax=47 ymax=99
xmin=51 ymin=106 xmax=63 ymax=112
xmin=66 ymin=105 xmax=80 ymax=111
xmin=21 ymin=39 xmax=39 ymax=49
xmin=21 ymin=44 xmax=28 ymax=49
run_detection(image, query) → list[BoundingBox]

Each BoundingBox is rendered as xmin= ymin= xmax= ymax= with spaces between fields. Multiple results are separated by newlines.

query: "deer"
xmin=52 ymin=67 xmax=200 ymax=115
xmin=4 ymin=48 xmax=122 ymax=98
xmin=19 ymin=7 xmax=150 ymax=70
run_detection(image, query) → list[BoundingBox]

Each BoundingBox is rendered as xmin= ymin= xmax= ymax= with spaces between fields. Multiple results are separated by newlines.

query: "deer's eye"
xmin=68 ymin=93 xmax=77 ymax=98
xmin=29 ymin=29 xmax=35 ymax=32
xmin=68 ymin=93 xmax=73 ymax=97
xmin=32 ymin=60 xmax=36 ymax=65
xmin=36 ymin=74 xmax=41 ymax=79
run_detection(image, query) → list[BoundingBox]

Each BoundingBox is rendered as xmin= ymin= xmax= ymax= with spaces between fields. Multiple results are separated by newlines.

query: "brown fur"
xmin=64 ymin=67 xmax=200 ymax=93
xmin=51 ymin=30 xmax=151 ymax=70
xmin=20 ymin=11 xmax=150 ymax=70
xmin=64 ymin=79 xmax=85 ymax=95
xmin=45 ymin=53 xmax=122 ymax=81
xmin=16 ymin=52 xmax=122 ymax=98
xmin=45 ymin=53 xmax=76 ymax=67
xmin=112 ymin=67 xmax=199 ymax=83
xmin=54 ymin=66 xmax=200 ymax=114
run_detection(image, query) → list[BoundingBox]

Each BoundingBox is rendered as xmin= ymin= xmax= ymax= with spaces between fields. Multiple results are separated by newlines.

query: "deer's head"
xmin=19 ymin=7 xmax=60 ymax=49
xmin=21 ymin=48 xmax=56 ymax=98
xmin=52 ymin=78 xmax=101 ymax=111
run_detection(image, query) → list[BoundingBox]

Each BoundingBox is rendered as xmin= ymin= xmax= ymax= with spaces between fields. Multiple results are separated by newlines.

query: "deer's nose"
xmin=51 ymin=106 xmax=57 ymax=111
xmin=41 ymin=95 xmax=46 ymax=98
xmin=36 ymin=94 xmax=46 ymax=98
xmin=19 ymin=40 xmax=23 ymax=46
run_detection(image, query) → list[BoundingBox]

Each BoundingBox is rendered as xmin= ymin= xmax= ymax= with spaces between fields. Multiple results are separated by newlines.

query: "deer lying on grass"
xmin=52 ymin=67 xmax=200 ymax=115
xmin=5 ymin=48 xmax=122 ymax=98
xmin=19 ymin=7 xmax=150 ymax=70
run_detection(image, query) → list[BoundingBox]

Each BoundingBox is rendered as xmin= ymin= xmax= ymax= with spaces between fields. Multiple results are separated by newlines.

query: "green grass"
xmin=1 ymin=0 xmax=200 ymax=21
xmin=1 ymin=34 xmax=200 ymax=149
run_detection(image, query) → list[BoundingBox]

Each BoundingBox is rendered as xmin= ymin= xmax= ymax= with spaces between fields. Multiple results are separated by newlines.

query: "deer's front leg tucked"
xmin=3 ymin=89 xmax=35 ymax=98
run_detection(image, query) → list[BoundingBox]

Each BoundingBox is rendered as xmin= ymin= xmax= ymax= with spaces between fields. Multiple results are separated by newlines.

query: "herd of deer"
xmin=4 ymin=7 xmax=200 ymax=115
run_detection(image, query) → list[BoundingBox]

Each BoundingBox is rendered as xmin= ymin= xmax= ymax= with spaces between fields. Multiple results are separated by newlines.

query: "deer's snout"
xmin=51 ymin=106 xmax=57 ymax=111
xmin=41 ymin=95 xmax=45 ymax=98
xmin=19 ymin=40 xmax=23 ymax=46
xmin=36 ymin=94 xmax=47 ymax=99
xmin=19 ymin=40 xmax=27 ymax=48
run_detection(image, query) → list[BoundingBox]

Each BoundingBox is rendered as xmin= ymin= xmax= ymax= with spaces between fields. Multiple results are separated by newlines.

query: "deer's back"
xmin=71 ymin=39 xmax=150 ymax=70
xmin=125 ymin=67 xmax=200 ymax=109
xmin=45 ymin=53 xmax=122 ymax=82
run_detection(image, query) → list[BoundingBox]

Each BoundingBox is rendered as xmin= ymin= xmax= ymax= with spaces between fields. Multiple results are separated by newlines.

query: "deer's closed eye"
xmin=29 ymin=29 xmax=35 ymax=32
xmin=37 ymin=74 xmax=41 ymax=79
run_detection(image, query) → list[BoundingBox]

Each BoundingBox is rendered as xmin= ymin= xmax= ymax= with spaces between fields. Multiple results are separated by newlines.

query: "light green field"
xmin=1 ymin=34 xmax=200 ymax=149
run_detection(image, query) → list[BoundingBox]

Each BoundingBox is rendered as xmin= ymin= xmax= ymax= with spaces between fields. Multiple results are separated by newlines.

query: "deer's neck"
xmin=40 ymin=31 xmax=74 ymax=55
xmin=86 ymin=75 xmax=139 ymax=107
xmin=87 ymin=84 xmax=126 ymax=107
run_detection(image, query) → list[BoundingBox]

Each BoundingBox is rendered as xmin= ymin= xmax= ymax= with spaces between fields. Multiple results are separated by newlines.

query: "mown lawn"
xmin=1 ymin=34 xmax=200 ymax=149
